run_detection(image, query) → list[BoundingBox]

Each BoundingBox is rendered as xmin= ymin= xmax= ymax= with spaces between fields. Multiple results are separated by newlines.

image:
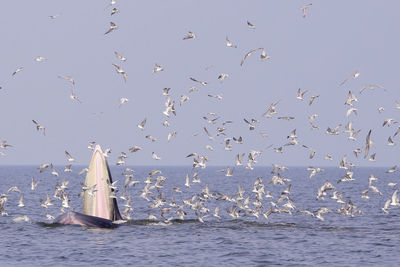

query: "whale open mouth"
xmin=53 ymin=144 xmax=122 ymax=228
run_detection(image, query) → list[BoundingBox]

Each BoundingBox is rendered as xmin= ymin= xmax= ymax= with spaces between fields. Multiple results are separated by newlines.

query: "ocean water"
xmin=0 ymin=165 xmax=399 ymax=266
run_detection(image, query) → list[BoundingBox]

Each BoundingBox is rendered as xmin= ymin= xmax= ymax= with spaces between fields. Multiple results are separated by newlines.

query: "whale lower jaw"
xmin=54 ymin=211 xmax=116 ymax=228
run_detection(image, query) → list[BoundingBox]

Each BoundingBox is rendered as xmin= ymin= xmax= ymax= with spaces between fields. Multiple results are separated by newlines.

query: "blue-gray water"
xmin=0 ymin=165 xmax=399 ymax=266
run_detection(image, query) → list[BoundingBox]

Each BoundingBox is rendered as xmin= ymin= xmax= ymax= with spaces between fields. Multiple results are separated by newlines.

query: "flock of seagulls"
xmin=1 ymin=1 xmax=399 ymax=226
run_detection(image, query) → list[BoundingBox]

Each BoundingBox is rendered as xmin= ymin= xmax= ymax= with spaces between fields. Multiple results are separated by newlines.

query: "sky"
xmin=0 ymin=1 xmax=399 ymax=167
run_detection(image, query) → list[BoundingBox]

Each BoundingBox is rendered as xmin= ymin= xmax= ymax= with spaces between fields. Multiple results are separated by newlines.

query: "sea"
xmin=0 ymin=165 xmax=398 ymax=266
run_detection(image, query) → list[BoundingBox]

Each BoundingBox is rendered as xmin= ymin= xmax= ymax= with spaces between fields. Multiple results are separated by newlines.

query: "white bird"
xmin=32 ymin=120 xmax=46 ymax=136
xmin=218 ymin=73 xmax=229 ymax=83
xmin=119 ymin=98 xmax=129 ymax=108
xmin=240 ymin=48 xmax=263 ymax=66
xmin=185 ymin=173 xmax=191 ymax=188
xmin=388 ymin=136 xmax=395 ymax=146
xmin=111 ymin=7 xmax=120 ymax=16
xmin=58 ymin=75 xmax=75 ymax=85
xmin=12 ymin=215 xmax=30 ymax=223
xmin=65 ymin=151 xmax=75 ymax=162
xmin=152 ymin=152 xmax=161 ymax=160
xmin=18 ymin=194 xmax=24 ymax=207
xmin=138 ymin=118 xmax=147 ymax=130
xmin=390 ymin=190 xmax=399 ymax=206
xmin=35 ymin=56 xmax=46 ymax=62
xmin=12 ymin=67 xmax=24 ymax=76
xmin=260 ymin=49 xmax=271 ymax=60
xmin=225 ymin=167 xmax=234 ymax=177
xmin=70 ymin=88 xmax=82 ymax=103
xmin=309 ymin=95 xmax=320 ymax=105
xmin=114 ymin=51 xmax=127 ymax=61
xmin=297 ymin=88 xmax=308 ymax=100
xmin=64 ymin=164 xmax=72 ymax=172
xmin=190 ymin=77 xmax=208 ymax=86
xmin=301 ymin=3 xmax=312 ymax=18
xmin=105 ymin=22 xmax=118 ymax=34
xmin=247 ymin=21 xmax=256 ymax=29
xmin=340 ymin=69 xmax=361 ymax=86
xmin=112 ymin=63 xmax=128 ymax=82
xmin=167 ymin=131 xmax=177 ymax=142
xmin=183 ymin=31 xmax=196 ymax=40
xmin=0 ymin=141 xmax=12 ymax=149
xmin=364 ymin=130 xmax=373 ymax=159
xmin=226 ymin=37 xmax=237 ymax=48
xmin=129 ymin=146 xmax=142 ymax=153
xmin=31 ymin=177 xmax=39 ymax=190
xmin=153 ymin=64 xmax=164 ymax=73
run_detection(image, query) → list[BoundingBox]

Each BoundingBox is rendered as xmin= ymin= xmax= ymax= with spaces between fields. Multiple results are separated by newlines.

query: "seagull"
xmin=64 ymin=164 xmax=72 ymax=172
xmin=119 ymin=98 xmax=129 ymax=108
xmin=390 ymin=190 xmax=399 ymax=206
xmin=145 ymin=135 xmax=157 ymax=142
xmin=340 ymin=69 xmax=361 ymax=86
xmin=32 ymin=120 xmax=46 ymax=135
xmin=65 ymin=151 xmax=75 ymax=162
xmin=70 ymin=88 xmax=82 ymax=103
xmin=359 ymin=84 xmax=385 ymax=94
xmin=240 ymin=48 xmax=263 ymax=66
xmin=185 ymin=173 xmax=191 ymax=187
xmin=111 ymin=7 xmax=120 ymax=16
xmin=105 ymin=22 xmax=118 ymax=34
xmin=58 ymin=75 xmax=75 ymax=85
xmin=8 ymin=186 xmax=21 ymax=193
xmin=243 ymin=118 xmax=256 ymax=130
xmin=205 ymin=145 xmax=214 ymax=151
xmin=49 ymin=14 xmax=61 ymax=19
xmin=226 ymin=37 xmax=237 ymax=48
xmin=114 ymin=51 xmax=127 ymax=61
xmin=247 ymin=21 xmax=256 ymax=29
xmin=309 ymin=95 xmax=320 ymax=105
xmin=368 ymin=153 xmax=376 ymax=162
xmin=382 ymin=199 xmax=391 ymax=214
xmin=190 ymin=77 xmax=208 ymax=86
xmin=383 ymin=118 xmax=396 ymax=127
xmin=78 ymin=168 xmax=89 ymax=176
xmin=225 ymin=167 xmax=234 ymax=177
xmin=180 ymin=95 xmax=189 ymax=106
xmin=301 ymin=3 xmax=312 ymax=18
xmin=12 ymin=67 xmax=24 ymax=76
xmin=296 ymin=88 xmax=308 ymax=100
xmin=152 ymin=152 xmax=161 ymax=160
xmin=364 ymin=130 xmax=372 ymax=159
xmin=112 ymin=63 xmax=128 ymax=82
xmin=0 ymin=140 xmax=12 ymax=149
xmin=167 ymin=131 xmax=177 ymax=142
xmin=18 ymin=194 xmax=25 ymax=207
xmin=260 ymin=49 xmax=271 ymax=60
xmin=388 ymin=136 xmax=395 ymax=146
xmin=218 ymin=73 xmax=229 ymax=83
xmin=12 ymin=215 xmax=30 ymax=223
xmin=31 ymin=177 xmax=39 ymax=190
xmin=385 ymin=165 xmax=397 ymax=173
xmin=346 ymin=107 xmax=358 ymax=117
xmin=138 ymin=118 xmax=147 ymax=130
xmin=214 ymin=206 xmax=221 ymax=219
xmin=35 ymin=56 xmax=46 ymax=62
xmin=38 ymin=163 xmax=51 ymax=173
xmin=129 ymin=146 xmax=142 ymax=153
xmin=46 ymin=214 xmax=55 ymax=220
xmin=153 ymin=64 xmax=164 ymax=73
xmin=183 ymin=31 xmax=196 ymax=40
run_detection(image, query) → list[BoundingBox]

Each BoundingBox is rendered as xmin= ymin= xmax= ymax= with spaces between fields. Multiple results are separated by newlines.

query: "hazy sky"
xmin=1 ymin=1 xmax=399 ymax=167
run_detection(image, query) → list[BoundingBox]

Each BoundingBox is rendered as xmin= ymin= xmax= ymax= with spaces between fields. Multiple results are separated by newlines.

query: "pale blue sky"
xmin=0 ymin=1 xmax=399 ymax=167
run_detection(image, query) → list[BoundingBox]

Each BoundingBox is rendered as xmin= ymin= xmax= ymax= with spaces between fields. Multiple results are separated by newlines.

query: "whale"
xmin=53 ymin=145 xmax=123 ymax=228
